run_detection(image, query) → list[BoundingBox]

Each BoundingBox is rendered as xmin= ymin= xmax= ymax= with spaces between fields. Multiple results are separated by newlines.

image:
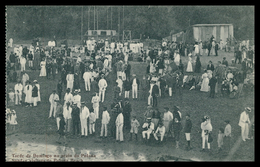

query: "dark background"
xmin=6 ymin=6 xmax=254 ymax=41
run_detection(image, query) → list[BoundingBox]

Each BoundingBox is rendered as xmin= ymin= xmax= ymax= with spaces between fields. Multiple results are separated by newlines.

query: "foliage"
xmin=6 ymin=6 xmax=254 ymax=40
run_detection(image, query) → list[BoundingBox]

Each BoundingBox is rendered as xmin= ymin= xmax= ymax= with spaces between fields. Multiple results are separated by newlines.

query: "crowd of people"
xmin=6 ymin=35 xmax=254 ymax=156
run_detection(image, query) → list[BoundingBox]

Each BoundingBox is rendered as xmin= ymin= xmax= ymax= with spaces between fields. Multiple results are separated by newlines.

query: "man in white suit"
xmin=49 ymin=90 xmax=60 ymax=118
xmin=80 ymin=102 xmax=89 ymax=137
xmin=14 ymin=80 xmax=23 ymax=105
xmin=238 ymin=107 xmax=251 ymax=141
xmin=100 ymin=106 xmax=110 ymax=138
xmin=83 ymin=69 xmax=92 ymax=91
xmin=66 ymin=72 xmax=74 ymax=92
xmin=98 ymin=74 xmax=107 ymax=103
xmin=116 ymin=109 xmax=124 ymax=142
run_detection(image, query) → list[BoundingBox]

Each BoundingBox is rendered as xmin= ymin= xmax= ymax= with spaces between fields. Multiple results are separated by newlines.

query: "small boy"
xmin=89 ymin=108 xmax=97 ymax=135
xmin=9 ymin=110 xmax=18 ymax=131
xmin=56 ymin=113 xmax=67 ymax=145
xmin=130 ymin=115 xmax=140 ymax=141
xmin=8 ymin=88 xmax=15 ymax=107
xmin=217 ymin=127 xmax=225 ymax=153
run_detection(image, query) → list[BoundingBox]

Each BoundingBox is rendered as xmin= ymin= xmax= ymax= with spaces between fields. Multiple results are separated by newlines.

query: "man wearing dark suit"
xmin=125 ymin=62 xmax=131 ymax=81
xmin=209 ymin=75 xmax=217 ymax=98
xmin=150 ymin=80 xmax=159 ymax=107
xmin=206 ymin=61 xmax=215 ymax=72
xmin=71 ymin=103 xmax=80 ymax=136
xmin=215 ymin=42 xmax=219 ymax=56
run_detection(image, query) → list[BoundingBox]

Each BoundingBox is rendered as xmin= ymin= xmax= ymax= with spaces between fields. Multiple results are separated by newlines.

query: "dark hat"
xmin=164 ymin=107 xmax=169 ymax=110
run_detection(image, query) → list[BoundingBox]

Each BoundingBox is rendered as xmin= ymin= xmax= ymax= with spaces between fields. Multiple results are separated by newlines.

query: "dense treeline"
xmin=6 ymin=6 xmax=254 ymax=41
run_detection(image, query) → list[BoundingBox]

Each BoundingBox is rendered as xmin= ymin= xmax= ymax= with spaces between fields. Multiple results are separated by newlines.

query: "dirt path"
xmin=6 ymin=132 xmax=216 ymax=161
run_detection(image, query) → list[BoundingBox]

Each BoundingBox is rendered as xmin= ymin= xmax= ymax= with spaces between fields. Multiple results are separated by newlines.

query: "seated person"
xmin=229 ymin=82 xmax=238 ymax=99
xmin=153 ymin=122 xmax=165 ymax=143
xmin=142 ymin=118 xmax=154 ymax=142
xmin=221 ymin=79 xmax=230 ymax=97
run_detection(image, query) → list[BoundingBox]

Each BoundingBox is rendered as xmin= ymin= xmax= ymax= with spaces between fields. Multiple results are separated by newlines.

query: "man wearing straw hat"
xmin=14 ymin=80 xmax=23 ymax=105
xmin=238 ymin=107 xmax=252 ymax=141
xmin=80 ymin=102 xmax=89 ymax=138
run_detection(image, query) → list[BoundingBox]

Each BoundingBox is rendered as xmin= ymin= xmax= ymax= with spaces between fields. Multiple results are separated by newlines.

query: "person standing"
xmin=209 ymin=75 xmax=218 ymax=98
xmin=89 ymin=108 xmax=97 ymax=135
xmin=173 ymin=116 xmax=182 ymax=149
xmin=98 ymin=74 xmax=107 ymax=103
xmin=55 ymin=100 xmax=63 ymax=130
xmin=217 ymin=128 xmax=225 ymax=153
xmin=201 ymin=116 xmax=213 ymax=152
xmin=129 ymin=115 xmax=140 ymax=141
xmin=73 ymin=90 xmax=81 ymax=109
xmin=194 ymin=56 xmax=201 ymax=73
xmin=200 ymin=70 xmax=210 ymax=92
xmin=31 ymin=81 xmax=38 ymax=107
xmin=131 ymin=74 xmax=139 ymax=100
xmin=23 ymin=81 xmax=33 ymax=107
xmin=123 ymin=98 xmax=132 ymax=130
xmin=123 ymin=78 xmax=132 ymax=99
xmin=115 ymin=109 xmax=124 ymax=142
xmin=20 ymin=56 xmax=26 ymax=72
xmin=57 ymin=80 xmax=63 ymax=100
xmin=151 ymin=108 xmax=161 ymax=129
xmin=83 ymin=69 xmax=92 ymax=91
xmin=224 ymin=120 xmax=232 ymax=154
xmin=21 ymin=71 xmax=29 ymax=88
xmin=39 ymin=58 xmax=47 ymax=76
xmin=238 ymin=107 xmax=251 ymax=141
xmin=71 ymin=103 xmax=80 ymax=137
xmin=14 ymin=80 xmax=23 ymax=105
xmin=150 ymin=80 xmax=159 ymax=107
xmin=63 ymin=88 xmax=73 ymax=107
xmin=162 ymin=107 xmax=173 ymax=137
xmin=63 ymin=102 xmax=72 ymax=133
xmin=90 ymin=92 xmax=99 ymax=119
xmin=186 ymin=54 xmax=193 ymax=72
xmin=183 ymin=114 xmax=192 ymax=150
xmin=66 ymin=71 xmax=74 ymax=92
xmin=116 ymin=76 xmax=123 ymax=96
xmin=100 ymin=107 xmax=110 ymax=138
xmin=27 ymin=51 xmax=34 ymax=69
xmin=48 ymin=90 xmax=60 ymax=118
xmin=56 ymin=114 xmax=67 ymax=145
xmin=80 ymin=102 xmax=89 ymax=138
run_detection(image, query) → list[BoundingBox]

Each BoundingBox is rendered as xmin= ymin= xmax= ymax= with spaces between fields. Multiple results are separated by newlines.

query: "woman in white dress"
xmin=39 ymin=58 xmax=46 ymax=76
xmin=194 ymin=42 xmax=200 ymax=56
xmin=200 ymin=70 xmax=210 ymax=92
xmin=210 ymin=41 xmax=216 ymax=56
xmin=186 ymin=54 xmax=193 ymax=72
xmin=24 ymin=81 xmax=33 ymax=107
xmin=174 ymin=50 xmax=180 ymax=66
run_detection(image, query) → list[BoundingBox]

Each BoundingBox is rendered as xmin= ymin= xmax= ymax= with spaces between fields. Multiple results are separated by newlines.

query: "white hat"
xmin=245 ymin=107 xmax=251 ymax=112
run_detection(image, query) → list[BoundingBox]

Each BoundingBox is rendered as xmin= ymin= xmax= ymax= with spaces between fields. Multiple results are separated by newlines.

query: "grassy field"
xmin=6 ymin=42 xmax=254 ymax=161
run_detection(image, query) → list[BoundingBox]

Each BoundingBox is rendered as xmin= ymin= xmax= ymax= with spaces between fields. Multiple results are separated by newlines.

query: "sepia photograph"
xmin=5 ymin=5 xmax=254 ymax=161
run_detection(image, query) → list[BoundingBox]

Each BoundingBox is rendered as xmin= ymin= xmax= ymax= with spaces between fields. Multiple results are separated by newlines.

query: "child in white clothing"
xmin=130 ymin=116 xmax=140 ymax=141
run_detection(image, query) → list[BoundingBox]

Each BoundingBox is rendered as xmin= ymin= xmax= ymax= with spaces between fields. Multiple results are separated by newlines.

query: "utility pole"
xmin=123 ymin=6 xmax=124 ymax=32
xmin=81 ymin=6 xmax=83 ymax=42
xmin=118 ymin=6 xmax=120 ymax=40
xmin=111 ymin=6 xmax=112 ymax=30
xmin=94 ymin=6 xmax=95 ymax=30
xmin=97 ymin=6 xmax=98 ymax=30
xmin=88 ymin=6 xmax=90 ymax=31
xmin=107 ymin=6 xmax=108 ymax=29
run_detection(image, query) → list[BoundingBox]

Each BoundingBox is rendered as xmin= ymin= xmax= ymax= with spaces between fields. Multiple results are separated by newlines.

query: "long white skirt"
xmin=200 ymin=78 xmax=210 ymax=92
xmin=186 ymin=61 xmax=193 ymax=72
xmin=39 ymin=66 xmax=46 ymax=76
